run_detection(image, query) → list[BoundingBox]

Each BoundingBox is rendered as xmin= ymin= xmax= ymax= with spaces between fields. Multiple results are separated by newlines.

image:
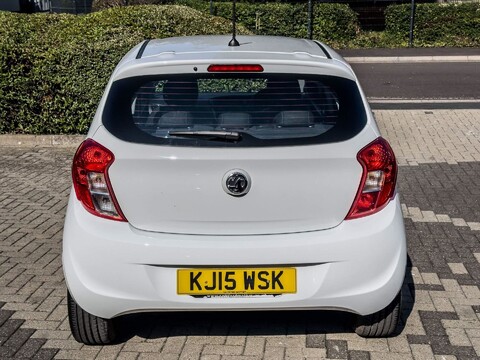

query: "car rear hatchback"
xmin=63 ymin=35 xmax=407 ymax=345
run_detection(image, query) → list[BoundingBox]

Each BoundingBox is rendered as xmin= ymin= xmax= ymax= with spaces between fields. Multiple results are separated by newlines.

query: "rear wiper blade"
xmin=168 ymin=130 xmax=241 ymax=141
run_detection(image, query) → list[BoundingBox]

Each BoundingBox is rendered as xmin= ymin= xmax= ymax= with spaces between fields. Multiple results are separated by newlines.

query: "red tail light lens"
xmin=207 ymin=64 xmax=264 ymax=72
xmin=346 ymin=137 xmax=397 ymax=220
xmin=72 ymin=139 xmax=126 ymax=221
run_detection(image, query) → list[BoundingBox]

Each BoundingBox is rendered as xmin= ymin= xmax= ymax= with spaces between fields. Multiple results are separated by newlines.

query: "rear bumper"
xmin=62 ymin=191 xmax=406 ymax=319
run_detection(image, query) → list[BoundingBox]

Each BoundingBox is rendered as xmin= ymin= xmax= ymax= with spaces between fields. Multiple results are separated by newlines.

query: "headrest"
xmin=274 ymin=111 xmax=314 ymax=127
xmin=218 ymin=112 xmax=252 ymax=128
xmin=157 ymin=111 xmax=193 ymax=127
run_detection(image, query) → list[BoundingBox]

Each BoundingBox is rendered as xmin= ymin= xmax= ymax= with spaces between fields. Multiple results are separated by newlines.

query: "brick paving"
xmin=0 ymin=109 xmax=479 ymax=359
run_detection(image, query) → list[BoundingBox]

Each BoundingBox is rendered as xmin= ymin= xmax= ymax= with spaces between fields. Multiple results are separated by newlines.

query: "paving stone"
xmin=138 ymin=353 xmax=176 ymax=360
xmin=326 ymin=339 xmax=348 ymax=359
xmin=461 ymin=286 xmax=480 ymax=300
xmin=122 ymin=342 xmax=163 ymax=353
xmin=115 ymin=352 xmax=140 ymax=360
xmin=162 ymin=336 xmax=187 ymax=354
xmin=179 ymin=343 xmax=203 ymax=360
xmin=432 ymin=298 xmax=454 ymax=313
xmin=369 ymin=352 xmax=413 ymax=360
xmin=302 ymin=347 xmax=327 ymax=358
xmin=445 ymin=328 xmax=472 ymax=347
xmin=14 ymin=337 xmax=47 ymax=359
xmin=448 ymin=264 xmax=469 ymax=275
xmin=410 ymin=344 xmax=435 ymax=360
xmin=0 ymin=327 xmax=35 ymax=358
xmin=1 ymin=109 xmax=480 ymax=359
xmin=474 ymin=254 xmax=480 ymax=263
xmin=202 ymin=344 xmax=243 ymax=356
xmin=347 ymin=339 xmax=389 ymax=353
xmin=265 ymin=336 xmax=304 ymax=348
xmin=95 ymin=344 xmax=125 ymax=360
xmin=263 ymin=346 xmax=285 ymax=359
xmin=306 ymin=334 xmax=325 ymax=348
xmin=42 ymin=338 xmax=83 ymax=350
xmin=421 ymin=274 xmax=442 ymax=286
xmin=32 ymin=348 xmax=59 ymax=360
xmin=54 ymin=349 xmax=101 ymax=359
xmin=347 ymin=350 xmax=371 ymax=360
xmin=243 ymin=337 xmax=265 ymax=356
xmin=433 ymin=356 xmax=457 ymax=360
xmin=387 ymin=336 xmax=411 ymax=353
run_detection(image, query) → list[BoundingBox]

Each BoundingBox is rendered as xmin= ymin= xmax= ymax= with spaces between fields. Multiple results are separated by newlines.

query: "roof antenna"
xmin=228 ymin=0 xmax=240 ymax=46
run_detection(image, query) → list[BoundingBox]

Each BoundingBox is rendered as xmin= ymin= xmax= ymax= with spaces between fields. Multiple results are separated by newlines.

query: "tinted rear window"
xmin=103 ymin=74 xmax=367 ymax=147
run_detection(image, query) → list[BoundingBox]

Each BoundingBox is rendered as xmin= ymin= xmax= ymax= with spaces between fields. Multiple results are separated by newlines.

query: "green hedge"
xmin=93 ymin=0 xmax=173 ymax=11
xmin=178 ymin=0 xmax=359 ymax=43
xmin=0 ymin=5 xmax=248 ymax=134
xmin=2 ymin=2 xmax=478 ymax=135
xmin=386 ymin=3 xmax=480 ymax=47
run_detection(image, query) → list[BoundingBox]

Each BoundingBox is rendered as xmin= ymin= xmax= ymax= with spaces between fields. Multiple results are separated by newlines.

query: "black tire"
xmin=67 ymin=291 xmax=116 ymax=345
xmin=354 ymin=290 xmax=402 ymax=338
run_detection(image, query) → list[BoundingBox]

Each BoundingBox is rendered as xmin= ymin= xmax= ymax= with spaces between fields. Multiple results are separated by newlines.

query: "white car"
xmin=63 ymin=35 xmax=406 ymax=345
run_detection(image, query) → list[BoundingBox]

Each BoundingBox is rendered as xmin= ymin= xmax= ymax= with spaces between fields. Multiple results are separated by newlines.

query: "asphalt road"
xmin=351 ymin=62 xmax=480 ymax=100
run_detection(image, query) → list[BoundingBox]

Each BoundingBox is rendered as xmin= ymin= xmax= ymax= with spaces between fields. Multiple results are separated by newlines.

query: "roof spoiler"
xmin=136 ymin=39 xmax=151 ymax=60
xmin=313 ymin=41 xmax=332 ymax=59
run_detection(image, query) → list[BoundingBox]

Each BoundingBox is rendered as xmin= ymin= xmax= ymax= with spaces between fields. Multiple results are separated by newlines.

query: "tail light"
xmin=346 ymin=137 xmax=397 ymax=220
xmin=207 ymin=64 xmax=264 ymax=72
xmin=72 ymin=139 xmax=126 ymax=221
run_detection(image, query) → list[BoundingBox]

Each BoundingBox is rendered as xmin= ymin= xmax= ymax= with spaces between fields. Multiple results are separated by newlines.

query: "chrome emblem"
xmin=222 ymin=169 xmax=251 ymax=197
xmin=227 ymin=173 xmax=247 ymax=194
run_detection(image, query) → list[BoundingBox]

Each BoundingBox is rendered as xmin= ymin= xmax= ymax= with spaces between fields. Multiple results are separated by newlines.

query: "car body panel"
xmin=93 ymin=125 xmax=378 ymax=235
xmin=63 ymin=192 xmax=406 ymax=318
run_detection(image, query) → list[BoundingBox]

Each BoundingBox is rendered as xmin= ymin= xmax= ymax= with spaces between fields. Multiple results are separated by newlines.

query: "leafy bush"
xmin=347 ymin=31 xmax=406 ymax=49
xmin=94 ymin=0 xmax=360 ymax=44
xmin=178 ymin=0 xmax=359 ymax=43
xmin=0 ymin=6 xmax=249 ymax=134
xmin=2 ymin=2 xmax=478 ymax=135
xmin=92 ymin=0 xmax=173 ymax=11
xmin=386 ymin=3 xmax=480 ymax=47
xmin=92 ymin=0 xmax=317 ymax=10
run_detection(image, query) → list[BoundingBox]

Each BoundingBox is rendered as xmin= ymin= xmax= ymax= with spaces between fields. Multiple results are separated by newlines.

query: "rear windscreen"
xmin=103 ymin=74 xmax=367 ymax=147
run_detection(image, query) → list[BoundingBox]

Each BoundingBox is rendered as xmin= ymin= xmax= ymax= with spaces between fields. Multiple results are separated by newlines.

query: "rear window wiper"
xmin=168 ymin=130 xmax=242 ymax=141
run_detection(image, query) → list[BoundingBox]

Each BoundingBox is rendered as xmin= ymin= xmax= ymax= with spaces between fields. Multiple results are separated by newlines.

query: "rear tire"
xmin=67 ymin=291 xmax=116 ymax=345
xmin=354 ymin=290 xmax=402 ymax=337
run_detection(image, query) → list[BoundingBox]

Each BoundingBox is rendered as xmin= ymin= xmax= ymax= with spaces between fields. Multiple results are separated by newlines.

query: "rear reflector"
xmin=345 ymin=137 xmax=397 ymax=220
xmin=207 ymin=64 xmax=264 ymax=72
xmin=72 ymin=139 xmax=126 ymax=221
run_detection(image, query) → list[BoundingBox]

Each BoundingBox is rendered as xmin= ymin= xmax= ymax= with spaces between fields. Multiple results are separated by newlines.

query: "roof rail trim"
xmin=136 ymin=39 xmax=151 ymax=60
xmin=313 ymin=41 xmax=332 ymax=60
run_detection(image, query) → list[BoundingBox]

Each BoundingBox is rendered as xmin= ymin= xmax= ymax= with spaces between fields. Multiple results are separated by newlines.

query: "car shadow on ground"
xmin=115 ymin=310 xmax=355 ymax=343
xmin=114 ymin=256 xmax=415 ymax=343
xmin=401 ymin=255 xmax=416 ymax=331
